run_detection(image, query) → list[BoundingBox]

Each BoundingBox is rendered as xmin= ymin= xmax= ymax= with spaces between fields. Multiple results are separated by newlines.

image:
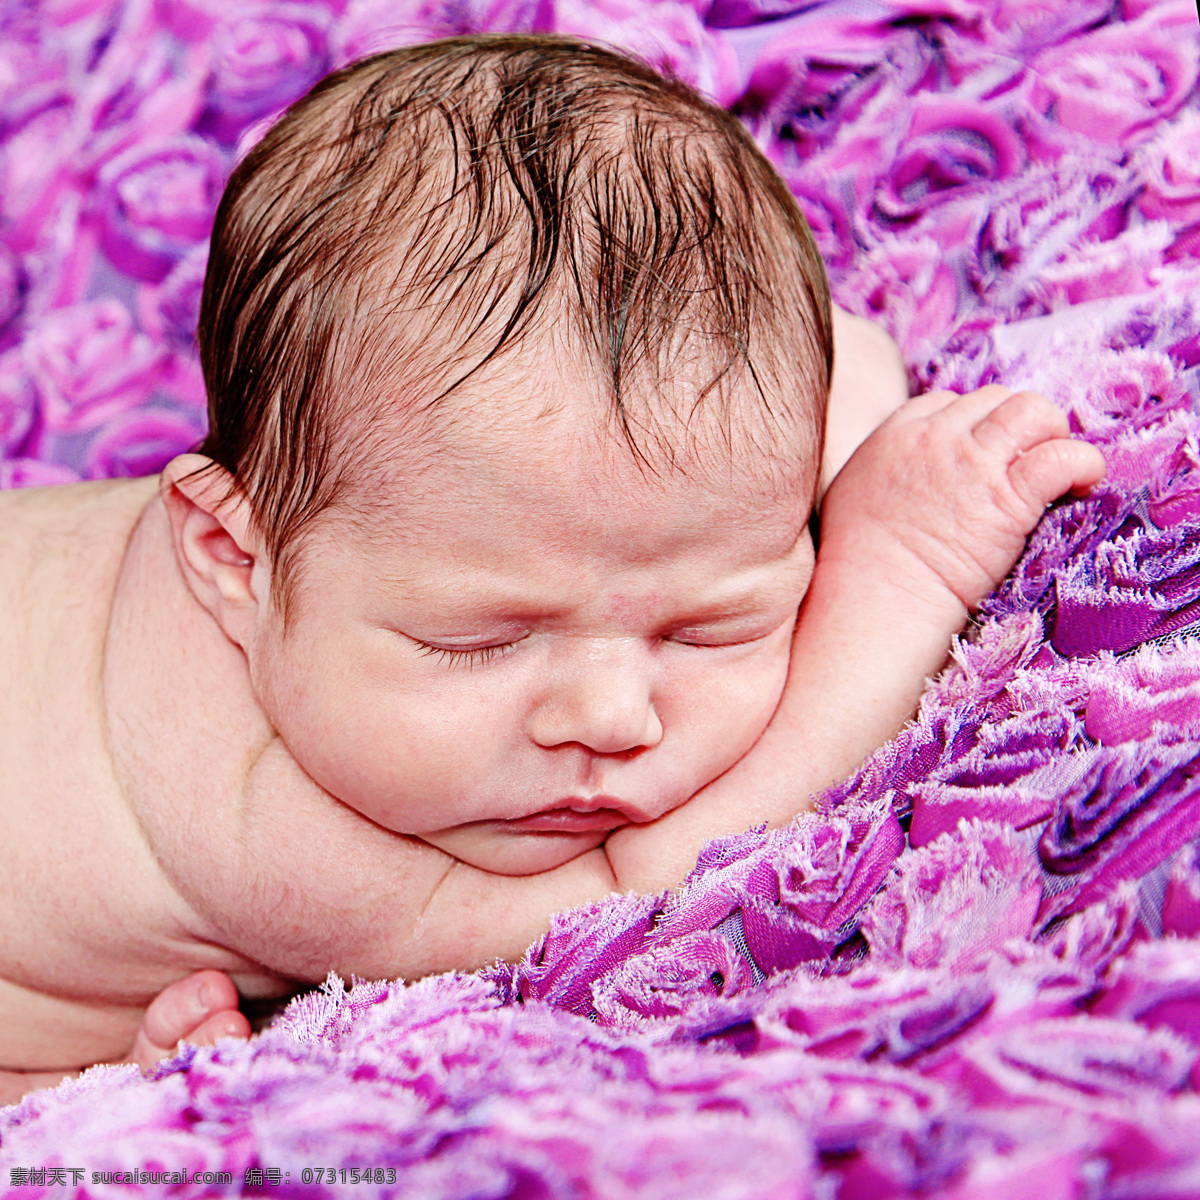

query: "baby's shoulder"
xmin=0 ymin=475 xmax=159 ymax=723
xmin=0 ymin=477 xmax=155 ymax=740
xmin=0 ymin=477 xmax=158 ymax=582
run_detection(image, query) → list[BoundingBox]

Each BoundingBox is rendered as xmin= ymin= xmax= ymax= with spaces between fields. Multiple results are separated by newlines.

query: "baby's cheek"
xmin=669 ymin=641 xmax=791 ymax=768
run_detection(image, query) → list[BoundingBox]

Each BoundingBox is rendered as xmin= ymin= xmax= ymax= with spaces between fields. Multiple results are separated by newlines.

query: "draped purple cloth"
xmin=5 ymin=0 xmax=1200 ymax=1195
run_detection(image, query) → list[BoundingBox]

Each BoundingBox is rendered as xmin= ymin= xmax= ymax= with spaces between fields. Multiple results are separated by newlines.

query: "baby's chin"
xmin=420 ymin=823 xmax=615 ymax=876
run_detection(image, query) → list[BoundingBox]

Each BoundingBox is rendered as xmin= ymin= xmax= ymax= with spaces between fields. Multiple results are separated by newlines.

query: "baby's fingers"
xmin=1009 ymin=437 xmax=1106 ymax=512
xmin=129 ymin=970 xmax=250 ymax=1070
xmin=972 ymin=389 xmax=1070 ymax=460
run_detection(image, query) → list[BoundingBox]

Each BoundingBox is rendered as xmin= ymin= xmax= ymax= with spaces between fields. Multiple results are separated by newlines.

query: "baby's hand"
xmin=819 ymin=385 xmax=1106 ymax=614
xmin=0 ymin=972 xmax=251 ymax=1107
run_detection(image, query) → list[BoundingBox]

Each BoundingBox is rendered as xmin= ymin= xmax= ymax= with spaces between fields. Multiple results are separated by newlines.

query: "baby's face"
xmin=247 ymin=399 xmax=815 ymax=877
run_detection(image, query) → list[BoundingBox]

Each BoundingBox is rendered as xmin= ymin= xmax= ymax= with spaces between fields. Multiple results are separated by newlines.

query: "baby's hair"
xmin=197 ymin=34 xmax=832 ymax=596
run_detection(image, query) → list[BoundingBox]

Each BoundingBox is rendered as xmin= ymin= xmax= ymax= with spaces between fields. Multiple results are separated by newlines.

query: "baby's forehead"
xmin=302 ymin=416 xmax=814 ymax=600
xmin=330 ymin=340 xmax=820 ymax=516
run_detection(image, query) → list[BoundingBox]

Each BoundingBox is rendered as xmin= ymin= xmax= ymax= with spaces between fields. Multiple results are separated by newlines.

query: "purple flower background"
xmin=6 ymin=0 xmax=1200 ymax=1195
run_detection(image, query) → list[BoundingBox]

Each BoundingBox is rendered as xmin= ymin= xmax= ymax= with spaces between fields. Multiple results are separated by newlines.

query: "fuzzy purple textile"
xmin=5 ymin=0 xmax=1200 ymax=1195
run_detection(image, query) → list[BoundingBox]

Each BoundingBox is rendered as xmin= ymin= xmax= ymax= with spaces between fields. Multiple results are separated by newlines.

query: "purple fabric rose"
xmin=331 ymin=0 xmax=452 ymax=64
xmin=0 ymin=242 xmax=26 ymax=345
xmin=909 ymin=753 xmax=1078 ymax=849
xmin=1094 ymin=939 xmax=1200 ymax=1047
xmin=656 ymin=805 xmax=901 ymax=977
xmin=1123 ymin=0 xmax=1200 ymax=31
xmin=985 ymin=486 xmax=1134 ymax=622
xmin=780 ymin=169 xmax=858 ymax=270
xmin=876 ymin=0 xmax=1114 ymax=59
xmin=332 ymin=0 xmax=543 ymax=65
xmin=736 ymin=12 xmax=918 ymax=156
xmin=846 ymin=234 xmax=963 ymax=361
xmin=591 ymin=931 xmax=759 ymax=1028
xmin=1038 ymin=222 xmax=1175 ymax=306
xmin=907 ymin=690 xmax=1085 ymax=847
xmin=1051 ymin=523 xmax=1200 ymax=658
xmin=1139 ymin=109 xmax=1200 ymax=226
xmin=76 ymin=31 xmax=210 ymax=173
xmin=202 ymin=3 xmax=333 ymax=143
xmin=513 ymin=891 xmax=663 ymax=1016
xmin=554 ymin=0 xmax=741 ymax=106
xmin=1085 ymin=643 xmax=1200 ymax=745
xmin=137 ymin=242 xmax=209 ymax=353
xmin=736 ymin=804 xmax=903 ymax=973
xmin=96 ymin=134 xmax=226 ymax=283
xmin=23 ymin=298 xmax=165 ymax=432
xmin=930 ymin=1014 xmax=1195 ymax=1106
xmin=154 ymin=0 xmax=243 ymax=43
xmin=0 ymin=347 xmax=35 ymax=457
xmin=84 ymin=408 xmax=203 ymax=477
xmin=874 ymin=95 xmax=1026 ymax=224
xmin=0 ymin=456 xmax=81 ymax=488
xmin=1162 ymin=845 xmax=1200 ymax=937
xmin=706 ymin=0 xmax=841 ymax=27
xmin=1030 ymin=13 xmax=1198 ymax=144
xmin=976 ymin=0 xmax=1115 ymax=53
xmin=0 ymin=102 xmax=78 ymax=251
xmin=1036 ymin=882 xmax=1139 ymax=973
xmin=1038 ymin=741 xmax=1200 ymax=919
xmin=0 ymin=9 xmax=70 ymax=135
xmin=1147 ymin=436 xmax=1200 ymax=530
xmin=749 ymin=962 xmax=997 ymax=1062
xmin=860 ymin=821 xmax=1043 ymax=971
xmin=1084 ymin=348 xmax=1193 ymax=431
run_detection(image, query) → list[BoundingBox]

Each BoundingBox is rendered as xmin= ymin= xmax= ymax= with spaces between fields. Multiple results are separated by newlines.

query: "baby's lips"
xmin=502 ymin=804 xmax=632 ymax=834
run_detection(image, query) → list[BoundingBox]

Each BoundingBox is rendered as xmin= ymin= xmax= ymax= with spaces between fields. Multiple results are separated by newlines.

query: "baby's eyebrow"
xmin=375 ymin=570 xmax=812 ymax=632
xmin=663 ymin=590 xmax=808 ymax=628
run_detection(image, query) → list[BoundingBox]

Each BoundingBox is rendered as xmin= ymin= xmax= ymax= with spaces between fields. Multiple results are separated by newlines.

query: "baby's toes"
xmin=128 ymin=970 xmax=250 ymax=1070
xmin=1008 ymin=437 xmax=1107 ymax=513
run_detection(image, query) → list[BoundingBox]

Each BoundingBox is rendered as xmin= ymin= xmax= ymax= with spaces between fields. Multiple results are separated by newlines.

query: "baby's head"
xmin=164 ymin=35 xmax=832 ymax=875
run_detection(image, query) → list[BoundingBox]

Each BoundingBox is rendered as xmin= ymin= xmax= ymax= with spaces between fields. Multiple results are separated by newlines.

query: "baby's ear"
xmin=160 ymin=454 xmax=266 ymax=646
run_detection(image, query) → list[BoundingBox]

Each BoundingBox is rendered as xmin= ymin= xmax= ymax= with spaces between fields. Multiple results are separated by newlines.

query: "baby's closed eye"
xmin=407 ymin=633 xmax=529 ymax=667
xmin=398 ymin=623 xmax=787 ymax=668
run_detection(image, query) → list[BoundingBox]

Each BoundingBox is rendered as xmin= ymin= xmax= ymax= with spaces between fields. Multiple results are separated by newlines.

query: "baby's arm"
xmin=602 ymin=385 xmax=1106 ymax=891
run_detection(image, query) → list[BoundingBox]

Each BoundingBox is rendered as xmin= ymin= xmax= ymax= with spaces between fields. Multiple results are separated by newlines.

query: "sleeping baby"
xmin=0 ymin=34 xmax=1105 ymax=1101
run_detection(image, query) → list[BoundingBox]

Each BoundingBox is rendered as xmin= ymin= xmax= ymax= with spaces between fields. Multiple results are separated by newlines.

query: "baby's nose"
xmin=527 ymin=638 xmax=663 ymax=756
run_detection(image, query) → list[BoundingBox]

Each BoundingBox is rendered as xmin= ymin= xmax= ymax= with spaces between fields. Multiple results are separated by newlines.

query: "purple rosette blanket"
xmin=5 ymin=0 xmax=1200 ymax=1195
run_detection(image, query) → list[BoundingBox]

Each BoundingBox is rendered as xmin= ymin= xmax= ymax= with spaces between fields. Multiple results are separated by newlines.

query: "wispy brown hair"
xmin=197 ymin=34 xmax=832 ymax=589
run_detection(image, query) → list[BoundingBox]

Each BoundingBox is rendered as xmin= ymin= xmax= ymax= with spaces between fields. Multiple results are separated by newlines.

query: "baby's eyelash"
xmin=666 ymin=631 xmax=771 ymax=649
xmin=416 ymin=640 xmax=520 ymax=667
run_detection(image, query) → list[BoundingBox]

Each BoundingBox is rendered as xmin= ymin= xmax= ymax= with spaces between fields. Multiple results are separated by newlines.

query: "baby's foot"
xmin=126 ymin=970 xmax=251 ymax=1071
xmin=820 ymin=384 xmax=1106 ymax=614
xmin=821 ymin=307 xmax=910 ymax=502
